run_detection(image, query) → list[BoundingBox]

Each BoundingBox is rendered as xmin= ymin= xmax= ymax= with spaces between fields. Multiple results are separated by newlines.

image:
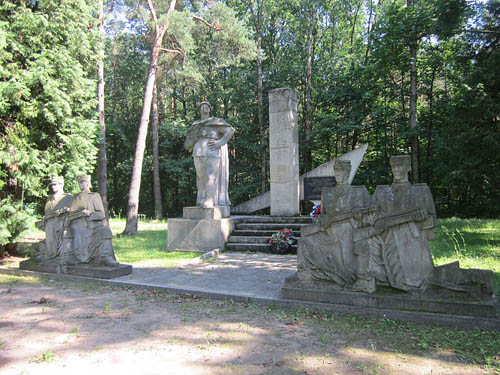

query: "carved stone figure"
xmin=34 ymin=176 xmax=72 ymax=261
xmin=371 ymin=155 xmax=436 ymax=291
xmin=184 ymin=102 xmax=235 ymax=209
xmin=296 ymin=160 xmax=371 ymax=288
xmin=64 ymin=175 xmax=118 ymax=267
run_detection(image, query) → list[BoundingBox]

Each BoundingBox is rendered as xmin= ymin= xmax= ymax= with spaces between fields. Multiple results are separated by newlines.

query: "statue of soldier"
xmin=64 ymin=175 xmax=118 ymax=267
xmin=296 ymin=160 xmax=372 ymax=288
xmin=371 ymin=155 xmax=436 ymax=290
xmin=184 ymin=101 xmax=235 ymax=209
xmin=35 ymin=176 xmax=72 ymax=261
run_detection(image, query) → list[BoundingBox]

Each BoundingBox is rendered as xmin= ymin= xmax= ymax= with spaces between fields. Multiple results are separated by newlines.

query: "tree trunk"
xmin=255 ymin=1 xmax=266 ymax=193
xmin=122 ymin=0 xmax=174 ymax=235
xmin=123 ymin=42 xmax=162 ymax=235
xmin=304 ymin=8 xmax=314 ymax=172
xmin=152 ymin=83 xmax=163 ymax=220
xmin=96 ymin=0 xmax=108 ymax=221
xmin=408 ymin=0 xmax=419 ymax=182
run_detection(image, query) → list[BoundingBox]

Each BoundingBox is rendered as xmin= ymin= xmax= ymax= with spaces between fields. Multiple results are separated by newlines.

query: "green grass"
xmin=431 ymin=218 xmax=500 ymax=292
xmin=109 ymin=218 xmax=200 ymax=267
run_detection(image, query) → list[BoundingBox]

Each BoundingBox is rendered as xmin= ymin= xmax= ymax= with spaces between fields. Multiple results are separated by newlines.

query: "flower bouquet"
xmin=310 ymin=204 xmax=321 ymax=217
xmin=268 ymin=227 xmax=296 ymax=254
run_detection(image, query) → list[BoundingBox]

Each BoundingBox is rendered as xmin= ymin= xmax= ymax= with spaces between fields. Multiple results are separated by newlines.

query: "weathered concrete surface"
xmin=231 ymin=144 xmax=369 ymax=214
xmin=269 ymin=88 xmax=300 ymax=216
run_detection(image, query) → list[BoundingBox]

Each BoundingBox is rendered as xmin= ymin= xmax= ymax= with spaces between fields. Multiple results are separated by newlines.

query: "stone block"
xmin=183 ymin=206 xmax=230 ymax=220
xmin=63 ymin=263 xmax=132 ymax=279
xmin=281 ymin=281 xmax=500 ymax=318
xmin=20 ymin=259 xmax=61 ymax=274
xmin=269 ymin=87 xmax=298 ymax=113
xmin=270 ymin=181 xmax=300 ymax=216
xmin=167 ymin=217 xmax=235 ymax=252
xmin=19 ymin=259 xmax=132 ymax=279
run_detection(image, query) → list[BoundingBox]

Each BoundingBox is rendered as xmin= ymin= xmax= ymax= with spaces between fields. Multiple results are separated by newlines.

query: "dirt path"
xmin=0 ymin=275 xmax=496 ymax=375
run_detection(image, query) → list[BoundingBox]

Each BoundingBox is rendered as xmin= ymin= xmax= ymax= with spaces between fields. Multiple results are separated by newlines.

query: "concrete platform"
xmin=2 ymin=253 xmax=499 ymax=330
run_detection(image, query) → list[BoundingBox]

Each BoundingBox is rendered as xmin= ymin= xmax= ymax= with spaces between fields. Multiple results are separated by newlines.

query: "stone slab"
xmin=281 ymin=281 xmax=500 ymax=319
xmin=63 ymin=263 xmax=132 ymax=279
xmin=19 ymin=259 xmax=132 ymax=279
xmin=183 ymin=206 xmax=230 ymax=220
xmin=303 ymin=176 xmax=337 ymax=200
xmin=167 ymin=217 xmax=235 ymax=252
xmin=20 ymin=259 xmax=61 ymax=274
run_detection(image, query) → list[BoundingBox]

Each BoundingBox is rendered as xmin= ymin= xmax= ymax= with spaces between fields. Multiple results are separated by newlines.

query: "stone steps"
xmin=234 ymin=223 xmax=309 ymax=231
xmin=231 ymin=229 xmax=303 ymax=237
xmin=226 ymin=216 xmax=313 ymax=253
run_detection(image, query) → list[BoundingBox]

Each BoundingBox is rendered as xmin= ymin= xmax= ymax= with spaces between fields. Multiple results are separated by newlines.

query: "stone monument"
xmin=292 ymin=160 xmax=373 ymax=290
xmin=269 ymin=88 xmax=300 ymax=216
xmin=283 ymin=155 xmax=496 ymax=318
xmin=21 ymin=175 xmax=132 ymax=279
xmin=31 ymin=176 xmax=73 ymax=271
xmin=167 ymin=102 xmax=236 ymax=251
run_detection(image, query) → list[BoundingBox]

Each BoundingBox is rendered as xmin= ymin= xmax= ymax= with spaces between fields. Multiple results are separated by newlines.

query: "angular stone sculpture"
xmin=283 ymin=155 xmax=496 ymax=323
xmin=294 ymin=160 xmax=372 ymax=289
xmin=21 ymin=175 xmax=131 ymax=279
xmin=33 ymin=176 xmax=72 ymax=262
xmin=285 ymin=155 xmax=495 ymax=297
xmin=184 ymin=101 xmax=234 ymax=210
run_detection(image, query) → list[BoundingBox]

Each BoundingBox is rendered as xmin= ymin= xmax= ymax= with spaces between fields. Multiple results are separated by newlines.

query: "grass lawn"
xmin=432 ymin=218 xmax=500 ymax=292
xmin=108 ymin=218 xmax=200 ymax=267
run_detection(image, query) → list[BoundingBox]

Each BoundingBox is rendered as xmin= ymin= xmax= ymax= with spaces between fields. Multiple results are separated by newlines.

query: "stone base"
xmin=167 ymin=217 xmax=235 ymax=252
xmin=19 ymin=259 xmax=132 ymax=279
xmin=63 ymin=263 xmax=132 ymax=279
xmin=282 ymin=276 xmax=500 ymax=319
xmin=183 ymin=206 xmax=230 ymax=219
xmin=20 ymin=259 xmax=61 ymax=273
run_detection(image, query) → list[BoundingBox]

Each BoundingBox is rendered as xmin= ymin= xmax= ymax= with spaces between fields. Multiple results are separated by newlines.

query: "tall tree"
xmin=122 ymin=0 xmax=257 ymax=235
xmin=123 ymin=0 xmax=176 ymax=235
xmin=97 ymin=0 xmax=109 ymax=216
xmin=151 ymin=83 xmax=163 ymax=219
xmin=0 ymin=0 xmax=100 ymax=251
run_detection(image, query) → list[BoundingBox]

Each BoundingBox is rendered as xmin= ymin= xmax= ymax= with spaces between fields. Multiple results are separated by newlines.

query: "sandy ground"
xmin=0 ymin=276 xmax=496 ymax=375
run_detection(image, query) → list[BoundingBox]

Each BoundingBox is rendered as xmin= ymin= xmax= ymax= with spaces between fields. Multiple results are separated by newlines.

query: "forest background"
xmin=1 ymin=0 xmax=499 ymax=244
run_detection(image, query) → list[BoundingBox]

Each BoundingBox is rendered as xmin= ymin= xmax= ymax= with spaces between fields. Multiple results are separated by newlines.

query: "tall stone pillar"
xmin=269 ymin=88 xmax=300 ymax=216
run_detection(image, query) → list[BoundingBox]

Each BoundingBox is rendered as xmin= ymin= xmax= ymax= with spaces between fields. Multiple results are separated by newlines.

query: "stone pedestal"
xmin=19 ymin=259 xmax=132 ymax=279
xmin=167 ymin=206 xmax=234 ymax=252
xmin=183 ymin=206 xmax=230 ymax=220
xmin=269 ymin=87 xmax=300 ymax=216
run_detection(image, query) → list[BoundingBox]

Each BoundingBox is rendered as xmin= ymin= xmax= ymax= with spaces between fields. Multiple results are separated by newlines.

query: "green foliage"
xmin=98 ymin=0 xmax=500 ymax=219
xmin=0 ymin=197 xmax=35 ymax=246
xmin=0 ymin=0 xmax=100 ymax=206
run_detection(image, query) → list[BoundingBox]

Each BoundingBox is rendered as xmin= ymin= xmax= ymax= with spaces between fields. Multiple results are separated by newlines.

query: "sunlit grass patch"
xmin=432 ymin=218 xmax=500 ymax=292
xmin=110 ymin=218 xmax=199 ymax=266
xmin=0 ymin=274 xmax=41 ymax=285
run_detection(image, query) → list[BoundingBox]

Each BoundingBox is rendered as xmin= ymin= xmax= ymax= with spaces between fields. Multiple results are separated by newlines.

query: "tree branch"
xmin=147 ymin=0 xmax=158 ymax=23
xmin=192 ymin=15 xmax=222 ymax=31
xmin=159 ymin=47 xmax=185 ymax=56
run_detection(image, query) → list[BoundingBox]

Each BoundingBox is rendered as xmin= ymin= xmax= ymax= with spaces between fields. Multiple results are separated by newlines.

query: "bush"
xmin=0 ymin=197 xmax=36 ymax=256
